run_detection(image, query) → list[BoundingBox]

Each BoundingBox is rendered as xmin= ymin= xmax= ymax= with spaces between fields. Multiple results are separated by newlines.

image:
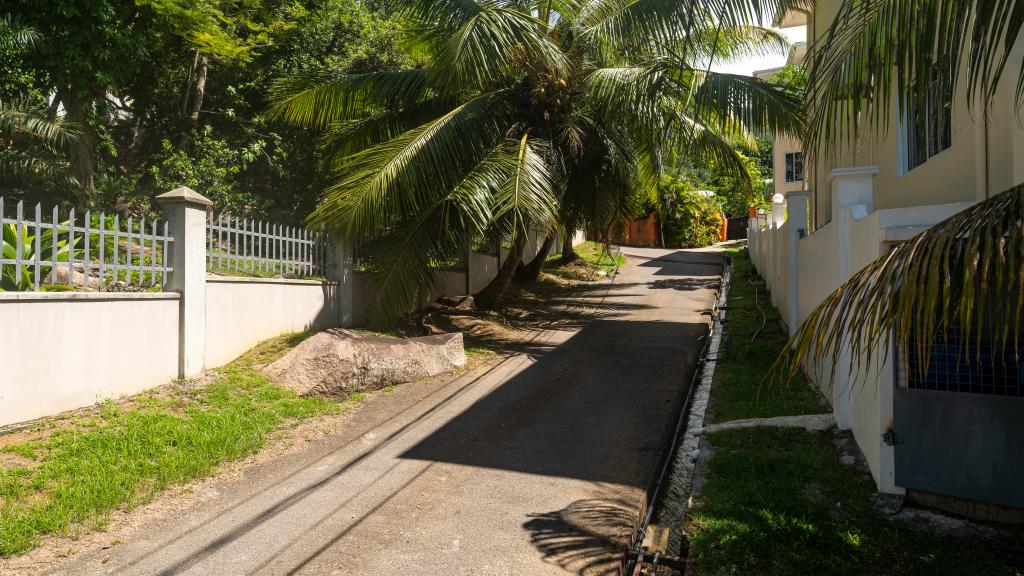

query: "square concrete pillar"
xmin=157 ymin=187 xmax=212 ymax=378
xmin=784 ymin=190 xmax=810 ymax=335
xmin=327 ymin=239 xmax=354 ymax=327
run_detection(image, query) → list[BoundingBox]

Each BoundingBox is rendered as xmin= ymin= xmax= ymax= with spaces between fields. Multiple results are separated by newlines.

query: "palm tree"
xmin=778 ymin=0 xmax=1024 ymax=381
xmin=271 ymin=0 xmax=803 ymax=326
xmin=0 ymin=15 xmax=80 ymax=198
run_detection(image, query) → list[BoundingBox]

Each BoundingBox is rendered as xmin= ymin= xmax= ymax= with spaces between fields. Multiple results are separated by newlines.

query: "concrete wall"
xmin=748 ymin=171 xmax=974 ymax=493
xmin=0 ymin=292 xmax=181 ymax=427
xmin=205 ymin=278 xmax=339 ymax=367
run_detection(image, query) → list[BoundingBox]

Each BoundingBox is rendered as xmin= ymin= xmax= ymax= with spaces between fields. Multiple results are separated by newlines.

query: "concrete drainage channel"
xmin=623 ymin=254 xmax=732 ymax=576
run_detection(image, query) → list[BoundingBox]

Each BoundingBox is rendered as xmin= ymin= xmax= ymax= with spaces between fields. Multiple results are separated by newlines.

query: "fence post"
xmin=157 ymin=186 xmax=212 ymax=378
xmin=784 ymin=190 xmax=809 ymax=336
xmin=327 ymin=239 xmax=354 ymax=327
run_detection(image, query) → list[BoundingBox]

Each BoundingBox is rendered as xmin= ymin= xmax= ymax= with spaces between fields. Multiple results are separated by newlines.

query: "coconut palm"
xmin=778 ymin=0 xmax=1024 ymax=381
xmin=271 ymin=0 xmax=803 ymax=325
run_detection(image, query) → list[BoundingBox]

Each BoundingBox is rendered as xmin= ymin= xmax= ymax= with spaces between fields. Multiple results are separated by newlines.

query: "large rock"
xmin=263 ymin=329 xmax=466 ymax=398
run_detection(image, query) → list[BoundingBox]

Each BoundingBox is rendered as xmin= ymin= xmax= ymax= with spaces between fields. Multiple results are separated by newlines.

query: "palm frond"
xmin=428 ymin=6 xmax=568 ymax=91
xmin=776 ymin=185 xmax=1024 ymax=393
xmin=491 ymin=135 xmax=558 ymax=237
xmin=0 ymin=14 xmax=40 ymax=49
xmin=805 ymin=0 xmax=1024 ymax=156
xmin=687 ymin=25 xmax=790 ymax=63
xmin=680 ymin=67 xmax=804 ymax=139
xmin=308 ymin=91 xmax=512 ymax=243
xmin=576 ymin=0 xmax=792 ymax=53
xmin=268 ymin=69 xmax=431 ymax=128
xmin=0 ymin=99 xmax=79 ymax=149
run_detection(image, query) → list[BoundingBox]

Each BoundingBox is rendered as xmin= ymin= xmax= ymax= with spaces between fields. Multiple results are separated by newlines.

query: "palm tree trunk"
xmin=517 ymin=233 xmax=555 ymax=282
xmin=476 ymin=232 xmax=527 ymax=309
xmin=560 ymin=230 xmax=578 ymax=263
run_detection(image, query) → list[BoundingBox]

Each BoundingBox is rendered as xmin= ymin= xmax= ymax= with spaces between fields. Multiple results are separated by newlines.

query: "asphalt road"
xmin=54 ymin=247 xmax=722 ymax=576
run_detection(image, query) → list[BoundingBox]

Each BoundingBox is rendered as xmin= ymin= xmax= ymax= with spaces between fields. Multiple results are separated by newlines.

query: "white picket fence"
xmin=206 ymin=213 xmax=326 ymax=278
xmin=0 ymin=197 xmax=173 ymax=291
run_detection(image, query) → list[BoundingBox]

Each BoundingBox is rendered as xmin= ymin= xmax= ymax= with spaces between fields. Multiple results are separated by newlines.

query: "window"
xmin=784 ymin=152 xmax=804 ymax=183
xmin=905 ymin=72 xmax=952 ymax=171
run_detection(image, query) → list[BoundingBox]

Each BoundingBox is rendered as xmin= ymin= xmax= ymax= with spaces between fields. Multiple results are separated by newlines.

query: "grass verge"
xmin=686 ymin=246 xmax=1024 ymax=575
xmin=689 ymin=427 xmax=1024 ymax=575
xmin=710 ymin=246 xmax=822 ymax=422
xmin=545 ymin=240 xmax=625 ymax=281
xmin=0 ymin=332 xmax=339 ymax=557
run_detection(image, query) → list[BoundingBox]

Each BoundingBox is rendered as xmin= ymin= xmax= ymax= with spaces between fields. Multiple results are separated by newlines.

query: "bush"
xmin=663 ymin=191 xmax=724 ymax=248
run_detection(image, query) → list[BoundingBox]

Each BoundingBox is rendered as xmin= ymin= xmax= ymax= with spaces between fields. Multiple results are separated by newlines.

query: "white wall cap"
xmin=828 ymin=166 xmax=880 ymax=183
xmin=156 ymin=186 xmax=213 ymax=207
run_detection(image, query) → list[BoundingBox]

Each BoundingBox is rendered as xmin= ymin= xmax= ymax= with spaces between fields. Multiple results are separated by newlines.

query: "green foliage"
xmin=0 ymin=332 xmax=336 ymax=557
xmin=770 ymin=62 xmax=807 ymax=93
xmin=1 ymin=0 xmax=410 ymax=222
xmin=662 ymin=190 xmax=724 ymax=249
xmin=1 ymin=221 xmax=78 ymax=291
xmin=710 ymin=246 xmax=822 ymax=421
xmin=271 ymin=0 xmax=802 ymax=324
xmin=148 ymin=127 xmax=248 ymax=214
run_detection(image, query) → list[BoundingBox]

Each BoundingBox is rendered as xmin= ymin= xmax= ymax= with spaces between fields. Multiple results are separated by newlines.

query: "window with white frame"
xmin=784 ymin=151 xmax=804 ymax=183
xmin=905 ymin=72 xmax=952 ymax=172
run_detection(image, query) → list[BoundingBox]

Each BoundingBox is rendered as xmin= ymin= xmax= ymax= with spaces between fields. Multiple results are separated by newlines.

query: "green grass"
xmin=710 ymin=246 xmax=822 ymax=422
xmin=688 ymin=246 xmax=1024 ymax=574
xmin=0 ymin=332 xmax=338 ymax=557
xmin=546 ymin=241 xmax=626 ymax=279
xmin=690 ymin=427 xmax=1024 ymax=575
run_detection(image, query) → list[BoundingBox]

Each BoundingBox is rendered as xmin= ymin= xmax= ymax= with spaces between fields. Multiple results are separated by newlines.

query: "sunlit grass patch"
xmin=0 ymin=332 xmax=336 ymax=557
xmin=546 ymin=241 xmax=625 ymax=281
xmin=688 ymin=427 xmax=1024 ymax=575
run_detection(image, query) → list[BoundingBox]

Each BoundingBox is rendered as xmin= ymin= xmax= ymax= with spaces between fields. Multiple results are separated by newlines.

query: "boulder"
xmin=263 ymin=329 xmax=466 ymax=398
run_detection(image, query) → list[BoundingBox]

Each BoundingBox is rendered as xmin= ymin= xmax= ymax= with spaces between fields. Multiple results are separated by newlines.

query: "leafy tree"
xmin=2 ymin=0 xmax=410 ymax=226
xmin=779 ymin=0 xmax=1024 ymax=383
xmin=272 ymin=0 xmax=802 ymax=324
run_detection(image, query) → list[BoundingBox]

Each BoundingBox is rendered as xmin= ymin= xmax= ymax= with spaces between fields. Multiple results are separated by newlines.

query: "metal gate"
xmin=894 ymin=325 xmax=1024 ymax=508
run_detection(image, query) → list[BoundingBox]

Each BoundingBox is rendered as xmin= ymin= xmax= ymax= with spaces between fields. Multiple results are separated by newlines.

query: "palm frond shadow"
xmin=523 ymin=496 xmax=636 ymax=576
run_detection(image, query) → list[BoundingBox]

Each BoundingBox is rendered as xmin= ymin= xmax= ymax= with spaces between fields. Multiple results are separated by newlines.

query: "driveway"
xmin=54 ymin=248 xmax=722 ymax=576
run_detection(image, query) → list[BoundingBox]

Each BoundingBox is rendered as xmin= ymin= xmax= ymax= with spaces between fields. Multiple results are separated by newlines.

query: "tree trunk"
xmin=560 ymin=230 xmax=578 ymax=263
xmin=516 ymin=233 xmax=555 ymax=282
xmin=62 ymin=89 xmax=96 ymax=199
xmin=476 ymin=232 xmax=527 ymax=309
xmin=179 ymin=53 xmax=208 ymax=147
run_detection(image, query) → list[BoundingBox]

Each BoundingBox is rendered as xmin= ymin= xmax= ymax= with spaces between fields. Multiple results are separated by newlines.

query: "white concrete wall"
xmin=0 ymin=292 xmax=181 ymax=427
xmin=748 ymin=178 xmax=975 ymax=493
xmin=469 ymin=252 xmax=501 ymax=294
xmin=205 ymin=278 xmax=339 ymax=367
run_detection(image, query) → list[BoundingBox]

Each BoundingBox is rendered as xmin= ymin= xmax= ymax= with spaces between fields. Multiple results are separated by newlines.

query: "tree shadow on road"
xmin=523 ymin=496 xmax=637 ymax=576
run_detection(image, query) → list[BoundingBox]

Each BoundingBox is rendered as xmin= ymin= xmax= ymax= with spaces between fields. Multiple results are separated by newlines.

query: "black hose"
xmin=625 ymin=256 xmax=731 ymax=575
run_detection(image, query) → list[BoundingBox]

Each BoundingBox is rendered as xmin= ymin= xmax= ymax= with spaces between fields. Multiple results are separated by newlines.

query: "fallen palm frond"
xmin=775 ymin=183 xmax=1024 ymax=388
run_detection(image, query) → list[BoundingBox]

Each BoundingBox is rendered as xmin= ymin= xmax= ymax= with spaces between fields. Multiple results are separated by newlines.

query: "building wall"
xmin=0 ymin=292 xmax=181 ymax=427
xmin=809 ymin=0 xmax=1024 ymax=229
xmin=774 ymin=133 xmax=806 ymax=195
xmin=205 ymin=278 xmax=339 ymax=367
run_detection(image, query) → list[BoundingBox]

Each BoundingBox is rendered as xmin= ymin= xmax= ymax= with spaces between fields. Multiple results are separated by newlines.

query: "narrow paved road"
xmin=56 ymin=248 xmax=721 ymax=576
